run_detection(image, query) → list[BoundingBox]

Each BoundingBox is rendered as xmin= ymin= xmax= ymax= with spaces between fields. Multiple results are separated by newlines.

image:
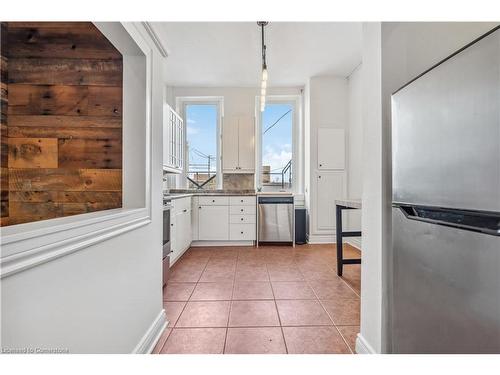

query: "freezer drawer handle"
xmin=395 ymin=204 xmax=500 ymax=236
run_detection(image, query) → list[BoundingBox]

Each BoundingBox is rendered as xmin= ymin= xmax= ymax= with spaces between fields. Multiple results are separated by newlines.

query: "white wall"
xmin=357 ymin=21 xmax=499 ymax=354
xmin=357 ymin=22 xmax=384 ymax=354
xmin=0 ymin=23 xmax=166 ymax=353
xmin=346 ymin=64 xmax=363 ymax=246
xmin=306 ymin=76 xmax=349 ymax=243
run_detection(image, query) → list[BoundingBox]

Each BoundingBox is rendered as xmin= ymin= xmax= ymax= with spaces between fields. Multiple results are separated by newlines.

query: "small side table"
xmin=335 ymin=199 xmax=362 ymax=276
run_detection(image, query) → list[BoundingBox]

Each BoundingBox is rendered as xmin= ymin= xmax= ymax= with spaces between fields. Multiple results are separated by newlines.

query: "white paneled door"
xmin=317 ymin=128 xmax=345 ymax=170
xmin=315 ymin=171 xmax=345 ymax=231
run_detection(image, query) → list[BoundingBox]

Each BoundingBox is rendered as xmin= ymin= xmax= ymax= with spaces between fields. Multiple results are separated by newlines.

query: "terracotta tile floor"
xmin=155 ymin=244 xmax=361 ymax=354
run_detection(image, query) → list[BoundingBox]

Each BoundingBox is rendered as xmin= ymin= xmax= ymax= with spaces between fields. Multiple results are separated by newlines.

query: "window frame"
xmin=176 ymin=96 xmax=224 ymax=190
xmin=255 ymin=95 xmax=302 ymax=193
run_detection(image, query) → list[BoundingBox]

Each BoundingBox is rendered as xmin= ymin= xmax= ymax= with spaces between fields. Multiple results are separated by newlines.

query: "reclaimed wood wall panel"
xmin=1 ymin=22 xmax=123 ymax=226
xmin=1 ymin=22 xmax=8 ymax=218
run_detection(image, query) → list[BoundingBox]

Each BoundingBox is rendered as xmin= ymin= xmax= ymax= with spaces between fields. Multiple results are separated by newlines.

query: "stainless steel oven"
xmin=162 ymin=198 xmax=172 ymax=287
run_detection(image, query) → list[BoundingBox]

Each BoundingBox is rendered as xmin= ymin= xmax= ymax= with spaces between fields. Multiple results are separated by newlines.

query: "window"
xmin=258 ymin=101 xmax=296 ymax=192
xmin=181 ymin=100 xmax=222 ymax=189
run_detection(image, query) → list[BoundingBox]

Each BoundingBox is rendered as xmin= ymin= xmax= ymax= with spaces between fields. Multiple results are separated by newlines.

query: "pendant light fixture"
xmin=257 ymin=21 xmax=269 ymax=112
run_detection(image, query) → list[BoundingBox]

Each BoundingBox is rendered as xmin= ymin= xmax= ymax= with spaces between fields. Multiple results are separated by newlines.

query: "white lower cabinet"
xmin=193 ymin=195 xmax=256 ymax=243
xmin=314 ymin=171 xmax=345 ymax=231
xmin=198 ymin=205 xmax=229 ymax=240
xmin=229 ymin=223 xmax=255 ymax=241
xmin=170 ymin=197 xmax=192 ymax=264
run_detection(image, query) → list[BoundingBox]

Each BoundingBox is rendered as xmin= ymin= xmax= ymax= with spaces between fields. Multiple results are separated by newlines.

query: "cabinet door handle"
xmin=212 ymin=199 xmax=215 ymax=203
xmin=171 ymin=223 xmax=174 ymax=226
xmin=240 ymin=231 xmax=244 ymax=234
xmin=318 ymin=175 xmax=322 ymax=179
xmin=183 ymin=209 xmax=187 ymax=213
xmin=241 ymin=218 xmax=244 ymax=221
xmin=198 ymin=206 xmax=201 ymax=209
xmin=240 ymin=209 xmax=244 ymax=212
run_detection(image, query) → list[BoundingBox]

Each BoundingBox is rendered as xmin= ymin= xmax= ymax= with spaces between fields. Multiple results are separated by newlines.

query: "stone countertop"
xmin=335 ymin=199 xmax=362 ymax=209
xmin=166 ymin=189 xmax=256 ymax=199
xmin=256 ymin=191 xmax=294 ymax=196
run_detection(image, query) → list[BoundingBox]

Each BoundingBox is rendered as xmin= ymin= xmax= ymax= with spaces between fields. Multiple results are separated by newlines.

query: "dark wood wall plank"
xmin=9 ymin=168 xmax=122 ymax=192
xmin=88 ymin=86 xmax=122 ymax=116
xmin=58 ymin=138 xmax=122 ymax=169
xmin=8 ymin=84 xmax=89 ymax=116
xmin=6 ymin=23 xmax=122 ymax=60
xmin=8 ymin=84 xmax=122 ymax=116
xmin=8 ymin=126 xmax=122 ymax=140
xmin=8 ymin=58 xmax=123 ymax=86
xmin=8 ymin=115 xmax=122 ymax=128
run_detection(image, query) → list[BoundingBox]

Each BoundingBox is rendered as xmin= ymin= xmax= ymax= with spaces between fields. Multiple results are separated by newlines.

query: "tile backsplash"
xmin=223 ymin=174 xmax=255 ymax=190
xmin=163 ymin=172 xmax=255 ymax=192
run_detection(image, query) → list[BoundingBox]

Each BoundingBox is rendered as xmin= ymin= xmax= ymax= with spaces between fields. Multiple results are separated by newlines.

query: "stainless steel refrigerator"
xmin=391 ymin=26 xmax=500 ymax=353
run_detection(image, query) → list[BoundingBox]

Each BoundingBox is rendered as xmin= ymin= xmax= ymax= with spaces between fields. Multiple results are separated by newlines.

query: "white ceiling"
xmin=151 ymin=22 xmax=362 ymax=87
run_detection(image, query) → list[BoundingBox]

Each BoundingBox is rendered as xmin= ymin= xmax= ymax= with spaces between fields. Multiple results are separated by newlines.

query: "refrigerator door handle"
xmin=394 ymin=203 xmax=500 ymax=237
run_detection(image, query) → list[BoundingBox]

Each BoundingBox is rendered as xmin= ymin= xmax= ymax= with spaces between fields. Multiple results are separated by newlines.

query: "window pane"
xmin=261 ymin=103 xmax=293 ymax=191
xmin=185 ymin=104 xmax=218 ymax=189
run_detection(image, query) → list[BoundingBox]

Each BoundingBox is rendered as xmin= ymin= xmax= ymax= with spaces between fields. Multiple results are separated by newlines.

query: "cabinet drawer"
xmin=230 ymin=205 xmax=256 ymax=215
xmin=230 ymin=223 xmax=256 ymax=241
xmin=198 ymin=196 xmax=230 ymax=206
xmin=229 ymin=196 xmax=256 ymax=206
xmin=171 ymin=197 xmax=191 ymax=213
xmin=230 ymin=214 xmax=256 ymax=224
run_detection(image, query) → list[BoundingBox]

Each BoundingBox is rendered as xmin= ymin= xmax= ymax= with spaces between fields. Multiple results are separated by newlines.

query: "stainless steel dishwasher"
xmin=257 ymin=196 xmax=294 ymax=245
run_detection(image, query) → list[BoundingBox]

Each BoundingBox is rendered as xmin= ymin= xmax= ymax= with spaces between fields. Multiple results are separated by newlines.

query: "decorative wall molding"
xmin=142 ymin=22 xmax=169 ymax=57
xmin=132 ymin=309 xmax=168 ymax=354
xmin=0 ymin=214 xmax=151 ymax=278
xmin=356 ymin=333 xmax=377 ymax=354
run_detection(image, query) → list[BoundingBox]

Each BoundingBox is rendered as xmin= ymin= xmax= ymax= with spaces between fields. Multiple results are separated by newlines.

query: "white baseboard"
xmin=191 ymin=241 xmax=254 ymax=247
xmin=346 ymin=237 xmax=362 ymax=250
xmin=355 ymin=333 xmax=377 ymax=354
xmin=307 ymin=234 xmax=335 ymax=244
xmin=132 ymin=309 xmax=167 ymax=354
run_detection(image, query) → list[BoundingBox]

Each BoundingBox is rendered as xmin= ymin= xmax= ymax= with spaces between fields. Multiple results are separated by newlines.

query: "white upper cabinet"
xmin=223 ymin=115 xmax=255 ymax=173
xmin=163 ymin=104 xmax=184 ymax=173
xmin=237 ymin=116 xmax=255 ymax=172
xmin=317 ymin=128 xmax=345 ymax=170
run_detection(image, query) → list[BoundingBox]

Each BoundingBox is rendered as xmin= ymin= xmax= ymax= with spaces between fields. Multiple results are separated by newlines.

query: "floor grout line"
xmin=170 ymin=247 xmax=211 ymax=330
xmin=223 ymin=248 xmax=239 ymax=354
xmin=266 ymin=259 xmax=289 ymax=354
xmin=295 ymin=256 xmax=354 ymax=354
xmin=170 ymin=324 xmax=339 ymax=329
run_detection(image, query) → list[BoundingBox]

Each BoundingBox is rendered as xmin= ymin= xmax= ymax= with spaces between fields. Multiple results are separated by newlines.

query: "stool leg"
xmin=336 ymin=205 xmax=343 ymax=276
